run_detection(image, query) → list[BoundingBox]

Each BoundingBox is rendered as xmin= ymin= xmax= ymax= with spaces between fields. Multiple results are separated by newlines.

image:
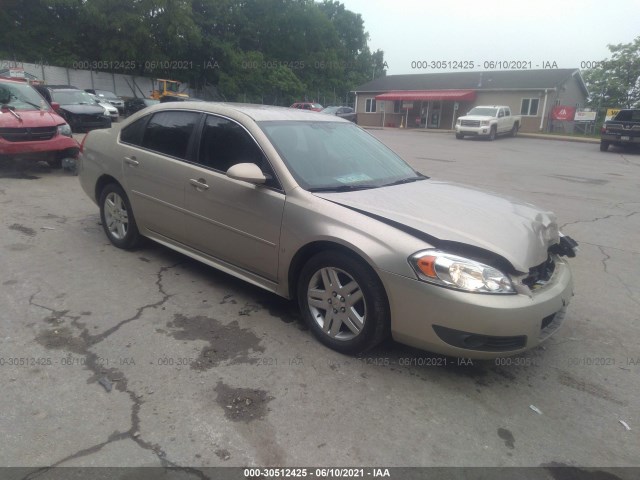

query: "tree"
xmin=0 ymin=0 xmax=385 ymax=105
xmin=583 ymin=36 xmax=640 ymax=109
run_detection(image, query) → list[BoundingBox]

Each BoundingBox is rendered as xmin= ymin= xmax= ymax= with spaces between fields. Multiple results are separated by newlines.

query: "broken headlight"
xmin=409 ymin=250 xmax=515 ymax=294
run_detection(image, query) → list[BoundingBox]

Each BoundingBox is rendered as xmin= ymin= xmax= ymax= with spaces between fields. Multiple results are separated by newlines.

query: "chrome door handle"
xmin=124 ymin=156 xmax=139 ymax=166
xmin=189 ymin=178 xmax=209 ymax=190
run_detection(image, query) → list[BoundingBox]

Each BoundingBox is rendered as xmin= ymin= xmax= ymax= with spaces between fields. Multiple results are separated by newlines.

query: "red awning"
xmin=374 ymin=90 xmax=476 ymax=101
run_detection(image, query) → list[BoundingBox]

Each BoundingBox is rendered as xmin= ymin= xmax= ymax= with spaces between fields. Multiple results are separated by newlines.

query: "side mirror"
xmin=51 ymin=102 xmax=61 ymax=112
xmin=226 ymin=163 xmax=266 ymax=185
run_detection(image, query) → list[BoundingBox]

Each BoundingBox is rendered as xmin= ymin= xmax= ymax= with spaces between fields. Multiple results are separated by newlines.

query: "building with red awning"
xmin=352 ymin=69 xmax=588 ymax=133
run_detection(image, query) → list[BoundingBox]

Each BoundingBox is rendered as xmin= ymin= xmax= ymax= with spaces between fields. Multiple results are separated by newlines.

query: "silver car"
xmin=78 ymin=102 xmax=578 ymax=358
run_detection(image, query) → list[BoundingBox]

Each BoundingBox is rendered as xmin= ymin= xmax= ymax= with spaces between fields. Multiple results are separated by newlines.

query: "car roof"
xmin=136 ymin=102 xmax=344 ymax=123
xmin=42 ymin=85 xmax=79 ymax=90
xmin=0 ymin=77 xmax=30 ymax=84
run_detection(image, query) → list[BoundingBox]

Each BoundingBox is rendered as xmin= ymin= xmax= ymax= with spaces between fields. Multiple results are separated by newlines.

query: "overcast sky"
xmin=340 ymin=0 xmax=640 ymax=75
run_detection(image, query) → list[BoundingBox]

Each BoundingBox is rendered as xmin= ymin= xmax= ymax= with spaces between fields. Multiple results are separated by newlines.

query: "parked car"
xmin=88 ymin=93 xmax=119 ymax=122
xmin=34 ymin=85 xmax=111 ymax=133
xmin=123 ymin=97 xmax=159 ymax=117
xmin=78 ymin=102 xmax=578 ymax=358
xmin=600 ymin=109 xmax=640 ymax=151
xmin=290 ymin=102 xmax=323 ymax=112
xmin=321 ymin=106 xmax=356 ymax=122
xmin=0 ymin=77 xmax=79 ymax=168
xmin=85 ymin=89 xmax=125 ymax=114
xmin=455 ymin=105 xmax=521 ymax=140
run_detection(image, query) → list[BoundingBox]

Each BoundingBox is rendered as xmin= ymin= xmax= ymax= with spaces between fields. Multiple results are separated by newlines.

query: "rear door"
xmin=120 ymin=110 xmax=201 ymax=243
xmin=183 ymin=114 xmax=286 ymax=281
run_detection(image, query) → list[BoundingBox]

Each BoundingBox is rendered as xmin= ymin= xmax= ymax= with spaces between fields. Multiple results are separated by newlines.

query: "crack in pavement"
xmin=560 ymin=211 xmax=639 ymax=230
xmin=29 ymin=263 xmax=210 ymax=478
xmin=596 ymin=245 xmax=640 ymax=308
xmin=579 ymin=241 xmax=640 ymax=256
xmin=597 ymin=245 xmax=611 ymax=274
xmin=81 ymin=263 xmax=179 ymax=346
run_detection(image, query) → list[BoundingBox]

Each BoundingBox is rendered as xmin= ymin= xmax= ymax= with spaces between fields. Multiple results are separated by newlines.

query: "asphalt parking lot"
xmin=1 ymin=130 xmax=639 ymax=476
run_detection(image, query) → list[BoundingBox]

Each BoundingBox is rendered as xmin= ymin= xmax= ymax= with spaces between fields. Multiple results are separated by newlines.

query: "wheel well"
xmin=287 ymin=241 xmax=376 ymax=299
xmin=95 ymin=175 xmax=120 ymax=202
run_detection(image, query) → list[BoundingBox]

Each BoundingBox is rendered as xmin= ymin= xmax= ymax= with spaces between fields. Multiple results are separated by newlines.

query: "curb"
xmin=361 ymin=126 xmax=600 ymax=144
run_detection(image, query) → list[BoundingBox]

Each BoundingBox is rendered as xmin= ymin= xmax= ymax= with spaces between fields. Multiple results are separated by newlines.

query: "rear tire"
xmin=510 ymin=123 xmax=519 ymax=137
xmin=297 ymin=250 xmax=390 ymax=355
xmin=99 ymin=183 xmax=142 ymax=250
xmin=600 ymin=141 xmax=610 ymax=152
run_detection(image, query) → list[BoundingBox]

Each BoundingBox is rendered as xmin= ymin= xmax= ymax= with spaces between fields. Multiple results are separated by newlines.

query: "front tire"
xmin=99 ymin=183 xmax=142 ymax=250
xmin=488 ymin=126 xmax=497 ymax=141
xmin=47 ymin=158 xmax=62 ymax=169
xmin=455 ymin=133 xmax=464 ymax=139
xmin=600 ymin=141 xmax=610 ymax=152
xmin=297 ymin=250 xmax=390 ymax=355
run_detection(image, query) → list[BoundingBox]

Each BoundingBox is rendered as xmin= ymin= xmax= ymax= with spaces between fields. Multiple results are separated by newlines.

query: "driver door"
xmin=183 ymin=115 xmax=285 ymax=281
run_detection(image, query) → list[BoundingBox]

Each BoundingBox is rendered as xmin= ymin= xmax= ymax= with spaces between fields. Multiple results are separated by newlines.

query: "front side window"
xmin=365 ymin=98 xmax=377 ymax=113
xmin=141 ymin=111 xmax=200 ymax=159
xmin=198 ymin=115 xmax=279 ymax=188
xmin=521 ymin=98 xmax=539 ymax=116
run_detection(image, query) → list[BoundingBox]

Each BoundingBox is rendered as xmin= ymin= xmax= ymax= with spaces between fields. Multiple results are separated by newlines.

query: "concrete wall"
xmin=2 ymin=60 xmax=192 ymax=98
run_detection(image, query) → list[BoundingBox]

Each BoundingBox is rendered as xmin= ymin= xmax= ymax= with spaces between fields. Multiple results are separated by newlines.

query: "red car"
xmin=290 ymin=102 xmax=323 ymax=112
xmin=0 ymin=77 xmax=79 ymax=168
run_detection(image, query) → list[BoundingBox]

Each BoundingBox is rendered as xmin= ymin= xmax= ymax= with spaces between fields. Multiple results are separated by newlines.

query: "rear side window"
xmin=614 ymin=110 xmax=640 ymax=122
xmin=141 ymin=111 xmax=200 ymax=159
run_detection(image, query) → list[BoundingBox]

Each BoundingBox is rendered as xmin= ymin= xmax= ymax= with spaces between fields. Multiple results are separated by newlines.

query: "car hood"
xmin=458 ymin=115 xmax=494 ymax=121
xmin=60 ymin=104 xmax=106 ymax=115
xmin=314 ymin=180 xmax=560 ymax=272
xmin=0 ymin=109 xmax=65 ymax=128
xmin=99 ymin=102 xmax=117 ymax=111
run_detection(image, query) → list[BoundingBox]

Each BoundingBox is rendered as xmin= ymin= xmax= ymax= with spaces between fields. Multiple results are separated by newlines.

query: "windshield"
xmin=163 ymin=82 xmax=179 ymax=93
xmin=321 ymin=106 xmax=339 ymax=114
xmin=467 ymin=107 xmax=498 ymax=116
xmin=0 ymin=81 xmax=49 ymax=111
xmin=260 ymin=121 xmax=422 ymax=191
xmin=53 ymin=90 xmax=98 ymax=105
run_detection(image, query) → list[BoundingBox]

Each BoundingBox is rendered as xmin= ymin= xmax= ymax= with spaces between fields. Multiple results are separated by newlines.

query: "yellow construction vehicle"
xmin=150 ymin=79 xmax=189 ymax=101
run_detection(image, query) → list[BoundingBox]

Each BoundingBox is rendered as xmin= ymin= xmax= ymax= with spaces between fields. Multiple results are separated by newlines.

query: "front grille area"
xmin=433 ymin=325 xmax=527 ymax=352
xmin=78 ymin=114 xmax=105 ymax=124
xmin=0 ymin=127 xmax=57 ymax=142
xmin=522 ymin=256 xmax=555 ymax=290
xmin=540 ymin=308 xmax=566 ymax=340
xmin=461 ymin=120 xmax=481 ymax=127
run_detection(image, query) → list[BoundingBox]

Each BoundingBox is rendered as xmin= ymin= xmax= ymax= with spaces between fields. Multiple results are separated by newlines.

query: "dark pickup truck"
xmin=600 ymin=109 xmax=640 ymax=151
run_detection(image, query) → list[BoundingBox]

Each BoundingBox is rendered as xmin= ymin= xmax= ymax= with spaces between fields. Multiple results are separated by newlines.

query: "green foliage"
xmin=0 ymin=0 xmax=386 ymax=105
xmin=583 ymin=36 xmax=640 ymax=109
